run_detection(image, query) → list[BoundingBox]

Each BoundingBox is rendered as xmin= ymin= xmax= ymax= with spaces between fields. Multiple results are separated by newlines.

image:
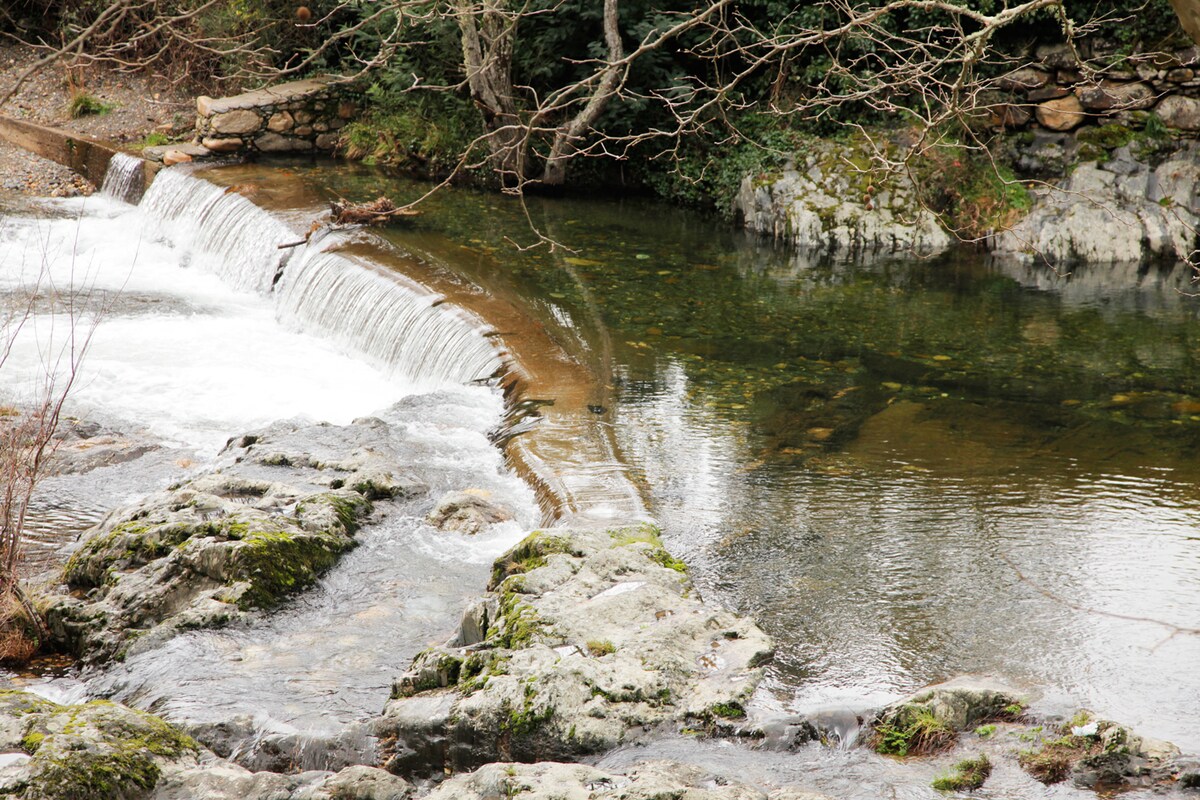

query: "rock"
xmin=0 ymin=691 xmax=198 ymax=800
xmin=423 ymin=760 xmax=824 ymax=800
xmin=988 ymin=103 xmax=1032 ymax=129
xmin=201 ymin=137 xmax=244 ymax=153
xmin=338 ymin=101 xmax=358 ymax=119
xmin=254 ymin=132 xmax=312 ymax=152
xmin=1075 ymin=81 xmax=1156 ymax=112
xmin=1027 ymin=85 xmax=1071 ymax=102
xmin=377 ymin=524 xmax=772 ymax=777
xmin=210 ymin=109 xmax=263 ymax=136
xmin=1036 ymin=95 xmax=1087 ymax=131
xmin=40 ymin=415 xmax=427 ymax=665
xmin=316 ymin=133 xmax=340 ymax=151
xmin=735 ymin=140 xmax=952 ymax=257
xmin=992 ymin=144 xmax=1200 ymax=266
xmin=267 ymin=111 xmax=295 ymax=133
xmin=143 ymin=142 xmax=211 ymax=163
xmin=878 ymin=677 xmax=1023 ymax=733
xmin=998 ymin=67 xmax=1052 ymax=92
xmin=196 ymin=78 xmax=336 ymax=116
xmin=319 ymin=765 xmax=412 ymax=800
xmin=1168 ymin=67 xmax=1195 ymax=82
xmin=427 ymin=490 xmax=513 ymax=534
xmin=1155 ymin=95 xmax=1200 ymax=130
xmin=162 ymin=149 xmax=193 ymax=166
xmin=196 ymin=96 xmax=215 ymax=116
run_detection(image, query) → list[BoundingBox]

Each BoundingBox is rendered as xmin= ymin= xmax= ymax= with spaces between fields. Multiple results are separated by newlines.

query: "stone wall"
xmin=194 ymin=77 xmax=358 ymax=155
xmin=995 ymin=42 xmax=1200 ymax=134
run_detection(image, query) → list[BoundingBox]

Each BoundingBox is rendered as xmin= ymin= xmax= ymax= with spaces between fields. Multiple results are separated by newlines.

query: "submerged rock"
xmin=423 ymin=760 xmax=833 ymax=800
xmin=427 ymin=490 xmax=513 ymax=534
xmin=39 ymin=415 xmax=426 ymax=665
xmin=377 ymin=524 xmax=773 ymax=776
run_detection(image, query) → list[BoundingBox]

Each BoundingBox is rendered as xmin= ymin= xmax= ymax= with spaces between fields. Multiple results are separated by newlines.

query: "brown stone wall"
xmin=991 ymin=43 xmax=1200 ymax=135
xmin=194 ymin=78 xmax=359 ymax=155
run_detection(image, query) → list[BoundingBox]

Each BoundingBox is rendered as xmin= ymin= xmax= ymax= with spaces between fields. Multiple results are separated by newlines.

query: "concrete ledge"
xmin=0 ymin=114 xmax=157 ymax=190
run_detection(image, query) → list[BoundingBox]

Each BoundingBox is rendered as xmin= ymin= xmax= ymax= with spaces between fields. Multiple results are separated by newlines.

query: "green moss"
xmin=67 ymin=93 xmax=114 ymax=118
xmin=647 ymin=547 xmax=688 ymax=574
xmin=874 ymin=705 xmax=956 ymax=757
xmin=974 ymin=723 xmax=997 ymax=739
xmin=21 ymin=731 xmax=45 ymax=753
xmin=708 ymin=701 xmax=746 ymax=720
xmin=932 ymin=754 xmax=992 ymax=792
xmin=502 ymin=681 xmax=555 ymax=737
xmin=231 ymin=527 xmax=352 ymax=610
xmin=493 ymin=589 xmax=541 ymax=649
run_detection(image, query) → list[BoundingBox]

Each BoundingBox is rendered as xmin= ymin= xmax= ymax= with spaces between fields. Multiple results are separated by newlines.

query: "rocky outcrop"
xmin=377 ymin=524 xmax=772 ymax=776
xmin=736 ymin=144 xmax=952 ymax=257
xmin=194 ymin=78 xmax=359 ymax=155
xmin=423 ymin=761 xmax=833 ymax=800
xmin=40 ymin=415 xmax=426 ymax=665
xmin=0 ymin=691 xmax=412 ymax=800
xmin=1017 ymin=711 xmax=1180 ymax=791
xmin=991 ymin=144 xmax=1200 ymax=265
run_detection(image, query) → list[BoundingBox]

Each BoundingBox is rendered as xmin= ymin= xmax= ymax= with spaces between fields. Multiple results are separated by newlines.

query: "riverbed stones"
xmin=39 ymin=415 xmax=427 ymax=665
xmin=210 ymin=109 xmax=262 ymax=136
xmin=377 ymin=524 xmax=772 ymax=776
xmin=427 ymin=490 xmax=513 ymax=534
xmin=423 ymin=761 xmax=833 ymax=800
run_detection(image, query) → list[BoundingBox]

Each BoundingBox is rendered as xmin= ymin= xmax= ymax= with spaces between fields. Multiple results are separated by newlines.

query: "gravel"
xmin=0 ymin=43 xmax=194 ymax=197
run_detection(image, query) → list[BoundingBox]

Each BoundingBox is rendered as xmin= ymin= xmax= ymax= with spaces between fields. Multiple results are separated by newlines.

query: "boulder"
xmin=427 ymin=490 xmax=513 ymax=534
xmin=40 ymin=416 xmax=427 ymax=665
xmin=267 ymin=111 xmax=295 ymax=133
xmin=1036 ymin=95 xmax=1087 ymax=131
xmin=735 ymin=140 xmax=952 ymax=257
xmin=998 ymin=67 xmax=1052 ymax=92
xmin=0 ymin=691 xmax=199 ymax=800
xmin=377 ymin=524 xmax=772 ymax=776
xmin=991 ymin=143 xmax=1200 ymax=266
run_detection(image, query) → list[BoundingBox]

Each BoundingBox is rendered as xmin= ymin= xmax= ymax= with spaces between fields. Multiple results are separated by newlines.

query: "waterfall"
xmin=135 ymin=167 xmax=505 ymax=389
xmin=139 ymin=169 xmax=294 ymax=294
xmin=277 ymin=247 xmax=505 ymax=387
xmin=99 ymin=153 xmax=145 ymax=204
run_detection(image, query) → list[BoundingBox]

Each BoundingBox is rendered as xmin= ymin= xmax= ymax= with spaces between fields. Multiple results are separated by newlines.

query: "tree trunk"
xmin=540 ymin=0 xmax=624 ymax=186
xmin=457 ymin=0 xmax=526 ymax=182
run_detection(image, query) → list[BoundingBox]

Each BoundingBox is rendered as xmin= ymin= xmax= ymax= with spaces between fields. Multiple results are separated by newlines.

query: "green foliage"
xmin=140 ymin=132 xmax=171 ymax=148
xmin=974 ymin=724 xmax=997 ymax=739
xmin=874 ymin=705 xmax=957 ymax=757
xmin=340 ymin=91 xmax=483 ymax=179
xmin=586 ymin=639 xmax=615 ymax=656
xmin=932 ymin=754 xmax=993 ymax=792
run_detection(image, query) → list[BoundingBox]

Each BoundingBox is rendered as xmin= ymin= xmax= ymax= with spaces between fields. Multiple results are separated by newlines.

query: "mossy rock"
xmin=0 ymin=693 xmax=198 ymax=800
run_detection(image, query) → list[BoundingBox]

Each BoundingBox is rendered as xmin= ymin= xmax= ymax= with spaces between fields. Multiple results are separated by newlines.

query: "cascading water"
xmin=98 ymin=152 xmax=144 ymax=204
xmin=3 ymin=161 xmax=538 ymax=765
xmin=277 ymin=245 xmax=504 ymax=387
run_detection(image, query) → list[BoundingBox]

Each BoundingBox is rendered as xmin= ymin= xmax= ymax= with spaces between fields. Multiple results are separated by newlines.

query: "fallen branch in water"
xmin=329 ymin=196 xmax=420 ymax=226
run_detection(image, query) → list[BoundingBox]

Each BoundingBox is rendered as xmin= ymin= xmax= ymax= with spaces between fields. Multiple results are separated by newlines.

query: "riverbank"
xmin=0 ymin=44 xmax=191 ymax=195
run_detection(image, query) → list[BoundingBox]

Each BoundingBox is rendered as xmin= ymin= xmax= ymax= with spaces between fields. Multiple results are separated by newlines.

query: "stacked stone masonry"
xmin=995 ymin=42 xmax=1200 ymax=133
xmin=194 ymin=77 xmax=358 ymax=155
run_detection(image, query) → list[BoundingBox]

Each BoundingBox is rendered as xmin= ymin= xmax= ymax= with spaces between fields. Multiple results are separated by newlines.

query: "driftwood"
xmin=329 ymin=196 xmax=420 ymax=226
